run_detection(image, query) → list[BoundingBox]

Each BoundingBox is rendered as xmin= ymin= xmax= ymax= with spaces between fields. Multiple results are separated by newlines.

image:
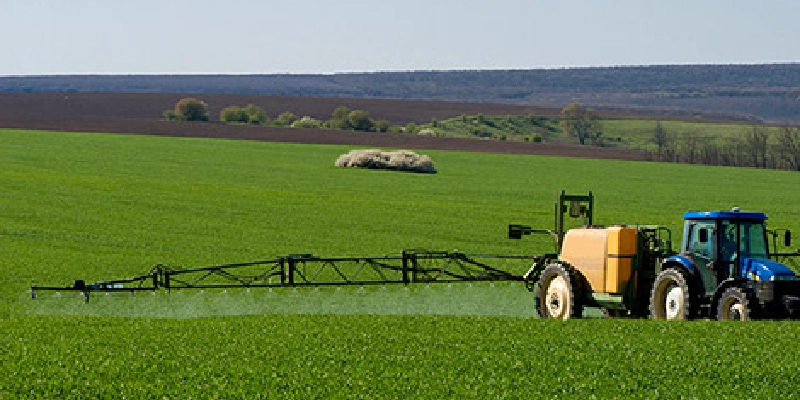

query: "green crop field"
xmin=2 ymin=128 xmax=800 ymax=398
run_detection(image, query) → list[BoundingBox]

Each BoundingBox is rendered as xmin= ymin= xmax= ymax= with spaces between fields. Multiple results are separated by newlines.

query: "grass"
xmin=601 ymin=118 xmax=782 ymax=151
xmin=2 ymin=315 xmax=797 ymax=399
xmin=6 ymin=128 xmax=799 ymax=296
xmin=3 ymin=128 xmax=800 ymax=398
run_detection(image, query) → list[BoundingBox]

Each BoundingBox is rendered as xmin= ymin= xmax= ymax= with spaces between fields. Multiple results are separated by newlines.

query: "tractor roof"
xmin=683 ymin=210 xmax=767 ymax=221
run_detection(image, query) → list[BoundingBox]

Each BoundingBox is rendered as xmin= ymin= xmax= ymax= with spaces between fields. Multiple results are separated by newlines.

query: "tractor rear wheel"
xmin=650 ymin=268 xmax=696 ymax=320
xmin=534 ymin=264 xmax=584 ymax=319
xmin=716 ymin=287 xmax=759 ymax=321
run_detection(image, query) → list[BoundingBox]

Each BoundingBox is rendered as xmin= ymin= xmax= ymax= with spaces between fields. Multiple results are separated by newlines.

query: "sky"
xmin=1 ymin=0 xmax=798 ymax=75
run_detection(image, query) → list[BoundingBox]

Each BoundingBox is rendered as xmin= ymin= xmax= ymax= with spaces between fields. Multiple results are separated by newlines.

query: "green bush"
xmin=174 ymin=98 xmax=209 ymax=122
xmin=291 ymin=116 xmax=322 ymax=129
xmin=374 ymin=120 xmax=390 ymax=132
xmin=348 ymin=110 xmax=373 ymax=131
xmin=325 ymin=118 xmax=348 ymax=130
xmin=244 ymin=104 xmax=268 ymax=125
xmin=275 ymin=111 xmax=298 ymax=127
xmin=525 ymin=134 xmax=543 ymax=143
xmin=220 ymin=106 xmax=249 ymax=123
xmin=162 ymin=110 xmax=177 ymax=121
xmin=221 ymin=104 xmax=268 ymax=125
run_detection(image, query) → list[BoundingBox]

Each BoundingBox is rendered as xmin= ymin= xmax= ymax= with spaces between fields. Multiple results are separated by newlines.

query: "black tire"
xmin=649 ymin=268 xmax=697 ymax=320
xmin=716 ymin=287 xmax=759 ymax=321
xmin=534 ymin=263 xmax=584 ymax=319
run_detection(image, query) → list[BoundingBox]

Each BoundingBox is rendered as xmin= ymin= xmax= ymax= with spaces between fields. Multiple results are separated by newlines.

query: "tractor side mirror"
xmin=698 ymin=228 xmax=708 ymax=243
xmin=785 ymin=230 xmax=792 ymax=247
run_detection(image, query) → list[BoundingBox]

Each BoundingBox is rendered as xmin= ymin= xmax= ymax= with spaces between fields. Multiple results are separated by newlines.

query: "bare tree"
xmin=778 ymin=125 xmax=800 ymax=171
xmin=699 ymin=139 xmax=720 ymax=166
xmin=652 ymin=120 xmax=668 ymax=155
xmin=559 ymin=103 xmax=602 ymax=145
xmin=680 ymin=131 xmax=703 ymax=164
xmin=724 ymin=138 xmax=747 ymax=167
xmin=745 ymin=125 xmax=769 ymax=168
xmin=660 ymin=129 xmax=679 ymax=162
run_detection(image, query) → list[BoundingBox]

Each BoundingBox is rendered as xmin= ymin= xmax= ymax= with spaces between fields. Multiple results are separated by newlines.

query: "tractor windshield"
xmin=721 ymin=220 xmax=769 ymax=260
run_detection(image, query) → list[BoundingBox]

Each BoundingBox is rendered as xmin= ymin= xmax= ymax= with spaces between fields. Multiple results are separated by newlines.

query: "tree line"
xmin=166 ymin=98 xmax=800 ymax=172
xmin=163 ymin=98 xmax=392 ymax=132
xmin=647 ymin=121 xmax=800 ymax=171
xmin=549 ymin=102 xmax=800 ymax=171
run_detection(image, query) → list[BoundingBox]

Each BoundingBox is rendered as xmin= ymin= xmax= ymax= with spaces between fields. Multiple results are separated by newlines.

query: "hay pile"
xmin=335 ymin=149 xmax=436 ymax=173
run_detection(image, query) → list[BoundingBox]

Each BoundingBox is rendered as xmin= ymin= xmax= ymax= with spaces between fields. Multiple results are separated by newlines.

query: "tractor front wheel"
xmin=650 ymin=268 xmax=696 ymax=320
xmin=534 ymin=264 xmax=584 ymax=319
xmin=716 ymin=287 xmax=759 ymax=321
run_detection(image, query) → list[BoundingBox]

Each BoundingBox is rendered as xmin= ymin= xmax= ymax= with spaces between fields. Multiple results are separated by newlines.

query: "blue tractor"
xmin=651 ymin=209 xmax=800 ymax=320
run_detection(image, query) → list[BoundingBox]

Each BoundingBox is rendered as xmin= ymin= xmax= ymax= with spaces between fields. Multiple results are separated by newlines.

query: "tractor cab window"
xmin=738 ymin=221 xmax=769 ymax=259
xmin=720 ymin=220 xmax=737 ymax=262
xmin=719 ymin=219 xmax=769 ymax=261
xmin=685 ymin=221 xmax=716 ymax=266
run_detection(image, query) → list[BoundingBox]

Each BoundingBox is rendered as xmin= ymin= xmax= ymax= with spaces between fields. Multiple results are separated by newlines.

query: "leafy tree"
xmin=348 ymin=110 xmax=373 ymax=131
xmin=559 ymin=103 xmax=601 ymax=145
xmin=174 ymin=98 xmax=209 ymax=121
xmin=332 ymin=106 xmax=350 ymax=120
xmin=327 ymin=106 xmax=352 ymax=130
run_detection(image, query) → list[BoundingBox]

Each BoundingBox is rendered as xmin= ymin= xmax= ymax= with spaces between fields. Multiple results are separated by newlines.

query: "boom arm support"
xmin=31 ymin=251 xmax=537 ymax=303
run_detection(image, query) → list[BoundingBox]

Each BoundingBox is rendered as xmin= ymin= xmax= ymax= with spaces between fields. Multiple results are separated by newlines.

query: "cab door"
xmin=684 ymin=220 xmax=718 ymax=293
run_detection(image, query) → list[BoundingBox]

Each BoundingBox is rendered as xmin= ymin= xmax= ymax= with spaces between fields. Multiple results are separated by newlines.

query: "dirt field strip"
xmin=0 ymin=92 xmax=647 ymax=161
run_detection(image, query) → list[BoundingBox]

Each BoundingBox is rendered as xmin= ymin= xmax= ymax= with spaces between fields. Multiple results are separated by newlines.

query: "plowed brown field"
xmin=0 ymin=92 xmax=646 ymax=161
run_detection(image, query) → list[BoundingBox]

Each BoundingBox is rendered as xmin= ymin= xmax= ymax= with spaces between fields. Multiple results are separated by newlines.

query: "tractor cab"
xmin=681 ymin=209 xmax=797 ymax=294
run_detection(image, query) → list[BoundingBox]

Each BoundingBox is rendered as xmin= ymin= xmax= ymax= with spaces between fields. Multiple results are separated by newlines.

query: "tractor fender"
xmin=526 ymin=259 xmax=593 ymax=302
xmin=662 ymin=254 xmax=696 ymax=272
xmin=552 ymin=260 xmax=594 ymax=302
xmin=660 ymin=256 xmax=706 ymax=306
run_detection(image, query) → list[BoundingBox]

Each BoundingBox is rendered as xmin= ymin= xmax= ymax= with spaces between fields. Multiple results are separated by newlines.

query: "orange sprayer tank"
xmin=559 ymin=226 xmax=637 ymax=294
